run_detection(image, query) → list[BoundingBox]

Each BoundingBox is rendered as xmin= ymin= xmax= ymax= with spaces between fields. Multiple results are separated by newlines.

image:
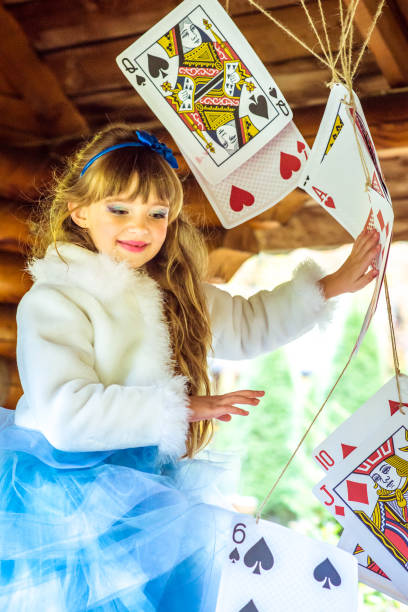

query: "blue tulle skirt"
xmin=0 ymin=408 xmax=232 ymax=611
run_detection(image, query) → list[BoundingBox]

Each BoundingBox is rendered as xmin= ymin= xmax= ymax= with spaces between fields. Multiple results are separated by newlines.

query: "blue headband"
xmin=80 ymin=130 xmax=178 ymax=176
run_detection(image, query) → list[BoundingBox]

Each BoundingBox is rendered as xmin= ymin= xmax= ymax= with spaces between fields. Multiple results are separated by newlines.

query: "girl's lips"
xmin=118 ymin=240 xmax=148 ymax=253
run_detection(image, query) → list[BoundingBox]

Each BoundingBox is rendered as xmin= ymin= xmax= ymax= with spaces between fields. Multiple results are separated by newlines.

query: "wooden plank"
xmin=295 ymin=90 xmax=408 ymax=151
xmin=0 ymin=94 xmax=45 ymax=135
xmin=0 ymin=200 xmax=31 ymax=252
xmin=344 ymin=0 xmax=408 ymax=86
xmin=0 ymin=252 xmax=32 ymax=303
xmin=0 ymin=304 xmax=17 ymax=359
xmin=43 ymin=0 xmax=357 ymax=98
xmin=207 ymin=247 xmax=253 ymax=283
xmin=7 ymin=0 xmax=308 ymax=51
xmin=0 ymin=149 xmax=52 ymax=200
xmin=0 ymin=4 xmax=89 ymax=137
xmin=0 ymin=356 xmax=21 ymax=410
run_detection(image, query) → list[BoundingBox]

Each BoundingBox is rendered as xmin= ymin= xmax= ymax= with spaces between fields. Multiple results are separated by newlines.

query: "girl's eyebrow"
xmin=105 ymin=197 xmax=169 ymax=207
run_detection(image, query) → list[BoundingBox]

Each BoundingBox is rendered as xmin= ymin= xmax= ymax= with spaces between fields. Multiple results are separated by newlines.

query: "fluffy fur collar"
xmin=27 ymin=242 xmax=160 ymax=302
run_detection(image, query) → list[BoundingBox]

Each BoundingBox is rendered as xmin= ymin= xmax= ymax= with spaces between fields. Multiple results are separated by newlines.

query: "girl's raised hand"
xmin=187 ymin=390 xmax=265 ymax=423
xmin=319 ymin=228 xmax=381 ymax=299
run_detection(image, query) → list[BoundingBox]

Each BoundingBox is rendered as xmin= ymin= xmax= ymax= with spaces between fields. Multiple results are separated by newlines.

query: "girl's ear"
xmin=68 ymin=202 xmax=88 ymax=229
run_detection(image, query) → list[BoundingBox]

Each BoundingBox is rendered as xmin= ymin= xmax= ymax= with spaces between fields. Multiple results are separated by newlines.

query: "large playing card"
xmin=313 ymin=375 xmax=408 ymax=474
xmin=314 ymin=409 xmax=408 ymax=599
xmin=313 ymin=375 xmax=408 ymax=602
xmin=338 ymin=529 xmax=408 ymax=604
xmin=299 ymin=83 xmax=392 ymax=239
xmin=116 ymin=0 xmax=292 ymax=184
xmin=181 ymin=120 xmax=309 ymax=228
xmin=215 ymin=514 xmax=357 ymax=611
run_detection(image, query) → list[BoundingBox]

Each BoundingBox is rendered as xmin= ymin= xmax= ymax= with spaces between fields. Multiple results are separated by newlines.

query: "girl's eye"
xmin=107 ymin=206 xmax=128 ymax=215
xmin=150 ymin=209 xmax=168 ymax=219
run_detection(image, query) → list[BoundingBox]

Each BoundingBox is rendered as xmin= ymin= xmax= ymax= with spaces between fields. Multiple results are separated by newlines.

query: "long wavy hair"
xmin=28 ymin=123 xmax=213 ymax=458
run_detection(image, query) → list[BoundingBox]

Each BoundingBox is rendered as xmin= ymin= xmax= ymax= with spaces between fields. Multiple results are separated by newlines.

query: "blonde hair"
xmin=28 ymin=123 xmax=213 ymax=457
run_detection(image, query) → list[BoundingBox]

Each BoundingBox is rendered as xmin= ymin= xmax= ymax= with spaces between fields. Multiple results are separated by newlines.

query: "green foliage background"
xmin=212 ymin=302 xmax=407 ymax=610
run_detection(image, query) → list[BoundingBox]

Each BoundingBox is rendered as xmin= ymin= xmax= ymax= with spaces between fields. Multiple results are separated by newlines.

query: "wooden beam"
xmin=0 ymin=356 xmax=21 ymax=409
xmin=0 ymin=200 xmax=32 ymax=253
xmin=344 ymin=0 xmax=408 ymax=86
xmin=6 ymin=0 xmax=317 ymax=52
xmin=0 ymin=252 xmax=32 ymax=303
xmin=0 ymin=4 xmax=89 ymax=137
xmin=295 ymin=90 xmax=408 ymax=151
xmin=0 ymin=304 xmax=17 ymax=359
xmin=207 ymin=247 xmax=253 ymax=283
xmin=0 ymin=149 xmax=52 ymax=200
xmin=43 ymin=0 xmax=358 ymax=99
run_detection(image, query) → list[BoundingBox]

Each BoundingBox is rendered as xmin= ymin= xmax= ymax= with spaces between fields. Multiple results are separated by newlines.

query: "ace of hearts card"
xmin=299 ymin=82 xmax=392 ymax=240
xmin=116 ymin=0 xmax=292 ymax=185
xmin=314 ymin=406 xmax=408 ymax=599
xmin=215 ymin=515 xmax=357 ymax=611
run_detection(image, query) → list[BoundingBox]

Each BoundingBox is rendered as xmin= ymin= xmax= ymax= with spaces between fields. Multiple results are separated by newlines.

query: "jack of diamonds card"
xmin=116 ymin=0 xmax=292 ymax=184
xmin=313 ymin=375 xmax=408 ymax=602
xmin=314 ymin=411 xmax=408 ymax=599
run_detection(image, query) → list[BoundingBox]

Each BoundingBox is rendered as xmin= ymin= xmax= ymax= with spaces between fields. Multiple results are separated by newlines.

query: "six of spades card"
xmin=215 ymin=515 xmax=357 ymax=611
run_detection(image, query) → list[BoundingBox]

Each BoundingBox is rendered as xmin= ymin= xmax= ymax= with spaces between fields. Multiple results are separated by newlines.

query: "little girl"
xmin=0 ymin=124 xmax=379 ymax=611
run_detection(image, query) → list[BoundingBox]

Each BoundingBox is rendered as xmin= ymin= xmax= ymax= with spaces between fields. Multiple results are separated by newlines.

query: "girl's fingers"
xmin=216 ymin=414 xmax=232 ymax=422
xmin=354 ymin=268 xmax=379 ymax=290
xmin=219 ymin=396 xmax=261 ymax=407
xmin=223 ymin=389 xmax=265 ymax=398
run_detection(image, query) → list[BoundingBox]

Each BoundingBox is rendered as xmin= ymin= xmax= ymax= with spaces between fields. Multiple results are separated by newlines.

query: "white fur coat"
xmin=14 ymin=242 xmax=334 ymax=457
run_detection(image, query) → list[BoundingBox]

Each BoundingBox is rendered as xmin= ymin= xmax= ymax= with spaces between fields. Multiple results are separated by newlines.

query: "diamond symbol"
xmin=377 ymin=210 xmax=384 ymax=231
xmin=347 ymin=480 xmax=369 ymax=505
xmin=335 ymin=505 xmax=345 ymax=516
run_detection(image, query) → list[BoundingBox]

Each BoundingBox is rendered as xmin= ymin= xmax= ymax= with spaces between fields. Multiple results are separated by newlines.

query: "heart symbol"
xmin=230 ymin=185 xmax=255 ymax=212
xmin=249 ymin=95 xmax=268 ymax=119
xmin=279 ymin=152 xmax=301 ymax=180
xmin=297 ymin=141 xmax=306 ymax=154
xmin=325 ymin=196 xmax=335 ymax=208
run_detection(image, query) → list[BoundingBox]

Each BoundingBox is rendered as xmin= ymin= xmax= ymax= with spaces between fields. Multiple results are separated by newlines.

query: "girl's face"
xmin=69 ymin=187 xmax=169 ymax=269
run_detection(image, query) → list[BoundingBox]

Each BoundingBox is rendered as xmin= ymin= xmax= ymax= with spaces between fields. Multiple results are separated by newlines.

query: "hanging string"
xmin=225 ymin=0 xmax=230 ymax=15
xmin=249 ymin=0 xmax=396 ymax=521
xmin=247 ymin=0 xmax=333 ymax=71
xmin=384 ymin=274 xmax=405 ymax=414
xmin=351 ymin=0 xmax=386 ymax=79
xmin=299 ymin=0 xmax=331 ymax=65
xmin=256 ymin=353 xmax=353 ymax=521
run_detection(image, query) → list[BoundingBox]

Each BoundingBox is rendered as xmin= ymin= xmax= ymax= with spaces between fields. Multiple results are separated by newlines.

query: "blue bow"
xmin=80 ymin=131 xmax=179 ymax=176
xmin=136 ymin=130 xmax=178 ymax=169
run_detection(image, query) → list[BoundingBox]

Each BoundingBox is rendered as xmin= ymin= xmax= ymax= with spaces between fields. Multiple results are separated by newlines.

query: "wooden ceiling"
xmin=1 ymin=0 xmax=408 ymax=406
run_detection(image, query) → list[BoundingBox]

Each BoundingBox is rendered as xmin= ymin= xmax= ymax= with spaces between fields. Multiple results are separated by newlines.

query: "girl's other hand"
xmin=318 ymin=228 xmax=380 ymax=299
xmin=187 ymin=390 xmax=265 ymax=423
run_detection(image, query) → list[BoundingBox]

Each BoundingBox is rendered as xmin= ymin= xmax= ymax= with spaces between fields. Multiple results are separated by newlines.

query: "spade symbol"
xmin=313 ymin=558 xmax=341 ymax=589
xmin=269 ymin=86 xmax=277 ymax=98
xmin=136 ymin=74 xmax=146 ymax=86
xmin=229 ymin=547 xmax=240 ymax=563
xmin=147 ymin=54 xmax=169 ymax=79
xmin=248 ymin=95 xmax=268 ymax=119
xmin=243 ymin=538 xmax=274 ymax=575
xmin=238 ymin=601 xmax=259 ymax=612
